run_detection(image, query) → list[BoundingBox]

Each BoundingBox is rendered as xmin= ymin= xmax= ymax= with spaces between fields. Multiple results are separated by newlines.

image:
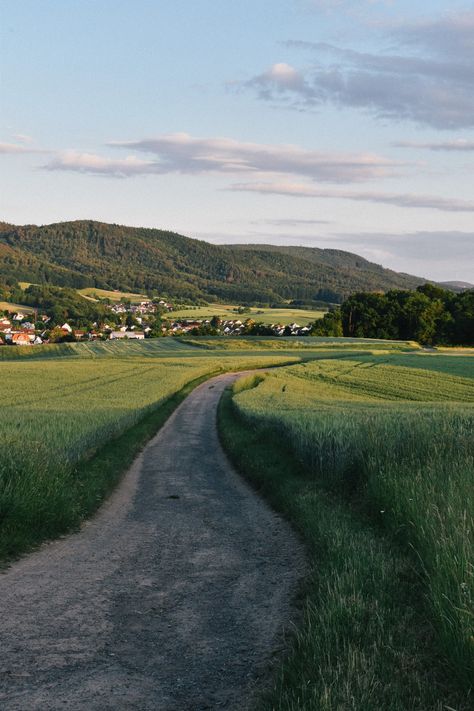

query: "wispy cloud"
xmin=228 ymin=181 xmax=474 ymax=212
xmin=43 ymin=151 xmax=158 ymax=177
xmin=252 ymin=217 xmax=331 ymax=226
xmin=0 ymin=141 xmax=46 ymax=154
xmin=326 ymin=230 xmax=474 ymax=281
xmin=393 ymin=139 xmax=474 ymax=152
xmin=43 ymin=132 xmax=401 ymax=183
xmin=242 ymin=10 xmax=474 ymax=129
xmin=11 ymin=134 xmax=34 ymax=144
xmin=201 ymin=229 xmax=474 ymax=281
xmin=307 ymin=0 xmax=390 ymax=10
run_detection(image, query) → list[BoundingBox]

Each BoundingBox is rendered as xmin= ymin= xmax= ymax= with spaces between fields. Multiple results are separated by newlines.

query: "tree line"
xmin=311 ymin=284 xmax=473 ymax=345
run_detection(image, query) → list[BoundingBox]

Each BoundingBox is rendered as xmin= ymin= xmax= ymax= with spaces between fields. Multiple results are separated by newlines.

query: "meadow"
xmin=170 ymin=303 xmax=328 ymax=325
xmin=1 ymin=336 xmax=421 ymax=561
xmin=77 ymin=286 xmax=148 ymax=302
xmin=2 ymin=336 xmax=473 ymax=707
xmin=0 ymin=338 xmax=306 ymax=560
xmin=0 ymin=300 xmax=34 ymax=314
xmin=222 ymin=354 xmax=474 ymax=708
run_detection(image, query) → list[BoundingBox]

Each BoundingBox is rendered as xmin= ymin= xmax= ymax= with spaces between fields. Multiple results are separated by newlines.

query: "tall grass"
xmin=232 ymin=359 xmax=474 ymax=692
xmin=0 ymin=345 xmax=298 ymax=561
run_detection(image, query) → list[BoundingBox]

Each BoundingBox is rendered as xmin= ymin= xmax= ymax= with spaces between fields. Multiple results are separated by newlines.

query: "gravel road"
xmin=0 ymin=373 xmax=305 ymax=711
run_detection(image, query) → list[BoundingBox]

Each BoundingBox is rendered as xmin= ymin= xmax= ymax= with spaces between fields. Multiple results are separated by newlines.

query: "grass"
xmin=77 ymin=287 xmax=148 ymax=302
xmin=219 ymin=356 xmax=474 ymax=708
xmin=0 ymin=371 xmax=213 ymax=563
xmin=0 ymin=339 xmax=303 ymax=562
xmin=2 ymin=334 xmax=472 ymax=707
xmin=0 ymin=300 xmax=34 ymax=314
xmin=170 ymin=303 xmax=327 ymax=325
xmin=183 ymin=336 xmax=420 ymax=351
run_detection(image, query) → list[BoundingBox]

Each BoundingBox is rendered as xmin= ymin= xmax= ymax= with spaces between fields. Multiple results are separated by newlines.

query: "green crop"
xmin=232 ymin=356 xmax=474 ymax=691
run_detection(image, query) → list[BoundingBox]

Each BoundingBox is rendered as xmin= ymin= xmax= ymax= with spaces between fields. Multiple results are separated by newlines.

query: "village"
xmin=0 ymin=298 xmax=312 ymax=347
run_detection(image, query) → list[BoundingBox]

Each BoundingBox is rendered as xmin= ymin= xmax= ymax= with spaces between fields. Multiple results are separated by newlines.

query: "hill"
xmin=0 ymin=220 xmax=427 ymax=304
xmin=439 ymin=281 xmax=473 ymax=292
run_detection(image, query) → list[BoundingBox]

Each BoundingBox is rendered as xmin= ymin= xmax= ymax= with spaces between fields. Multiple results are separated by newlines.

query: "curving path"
xmin=0 ymin=373 xmax=304 ymax=711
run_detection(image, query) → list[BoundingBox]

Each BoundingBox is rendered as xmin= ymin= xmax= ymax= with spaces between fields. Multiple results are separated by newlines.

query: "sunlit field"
xmin=2 ymin=335 xmax=473 ymax=706
xmin=0 ymin=338 xmax=303 ymax=559
xmin=77 ymin=286 xmax=148 ymax=302
xmin=227 ymin=355 xmax=474 ymax=706
xmin=169 ymin=303 xmax=328 ymax=325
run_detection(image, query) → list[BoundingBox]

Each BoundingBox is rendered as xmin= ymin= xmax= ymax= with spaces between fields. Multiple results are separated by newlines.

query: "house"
xmin=11 ymin=332 xmax=32 ymax=346
xmin=61 ymin=323 xmax=73 ymax=333
xmin=109 ymin=331 xmax=145 ymax=340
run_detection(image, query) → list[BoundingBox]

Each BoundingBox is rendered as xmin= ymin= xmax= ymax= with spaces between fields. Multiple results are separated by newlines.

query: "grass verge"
xmin=0 ymin=371 xmax=218 ymax=565
xmin=218 ymin=385 xmax=471 ymax=711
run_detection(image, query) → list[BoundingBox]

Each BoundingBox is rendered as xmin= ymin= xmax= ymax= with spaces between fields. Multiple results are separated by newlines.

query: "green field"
xmin=77 ymin=287 xmax=148 ymax=302
xmin=1 ymin=338 xmax=312 ymax=560
xmin=0 ymin=300 xmax=34 ymax=314
xmin=222 ymin=354 xmax=474 ymax=707
xmin=1 ymin=336 xmax=473 ymax=706
xmin=170 ymin=303 xmax=327 ymax=325
xmin=0 ymin=336 xmax=423 ymax=559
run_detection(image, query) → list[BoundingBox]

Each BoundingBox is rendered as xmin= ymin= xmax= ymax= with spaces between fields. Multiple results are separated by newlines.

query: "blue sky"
xmin=1 ymin=0 xmax=473 ymax=281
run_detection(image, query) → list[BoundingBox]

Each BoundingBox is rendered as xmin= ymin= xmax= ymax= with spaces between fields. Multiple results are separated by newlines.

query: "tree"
xmin=311 ymin=309 xmax=343 ymax=337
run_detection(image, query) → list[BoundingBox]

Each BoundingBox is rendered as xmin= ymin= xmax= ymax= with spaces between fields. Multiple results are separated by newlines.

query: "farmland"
xmin=221 ymin=353 xmax=474 ymax=708
xmin=0 ymin=337 xmax=309 ymax=560
xmin=1 ymin=336 xmax=473 ymax=707
xmin=77 ymin=286 xmax=148 ymax=302
xmin=0 ymin=300 xmax=34 ymax=314
xmin=170 ymin=303 xmax=328 ymax=325
xmin=0 ymin=336 xmax=420 ymax=561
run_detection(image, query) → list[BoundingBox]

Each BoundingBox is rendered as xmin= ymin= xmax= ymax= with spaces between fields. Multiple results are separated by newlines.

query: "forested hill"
xmin=0 ymin=220 xmax=427 ymax=303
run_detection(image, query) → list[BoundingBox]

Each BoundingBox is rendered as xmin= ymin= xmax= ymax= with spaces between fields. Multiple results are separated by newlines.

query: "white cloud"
xmin=42 ymin=133 xmax=402 ymax=183
xmin=243 ymin=10 xmax=474 ymax=129
xmin=252 ymin=217 xmax=331 ymax=226
xmin=394 ymin=139 xmax=474 ymax=152
xmin=43 ymin=151 xmax=159 ymax=177
xmin=112 ymin=133 xmax=402 ymax=182
xmin=228 ymin=181 xmax=474 ymax=212
xmin=0 ymin=141 xmax=45 ymax=154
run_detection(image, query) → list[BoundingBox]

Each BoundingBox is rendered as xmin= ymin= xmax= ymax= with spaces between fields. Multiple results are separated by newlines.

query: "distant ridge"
xmin=439 ymin=281 xmax=473 ymax=292
xmin=0 ymin=220 xmax=430 ymax=303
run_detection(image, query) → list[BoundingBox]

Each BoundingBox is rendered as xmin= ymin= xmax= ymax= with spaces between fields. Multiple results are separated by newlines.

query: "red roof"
xmin=12 ymin=333 xmax=31 ymax=344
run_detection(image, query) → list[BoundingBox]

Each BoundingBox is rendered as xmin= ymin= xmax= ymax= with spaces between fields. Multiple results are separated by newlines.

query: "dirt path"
xmin=0 ymin=373 xmax=304 ymax=711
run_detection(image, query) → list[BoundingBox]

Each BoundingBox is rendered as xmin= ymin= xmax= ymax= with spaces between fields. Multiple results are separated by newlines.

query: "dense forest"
xmin=311 ymin=285 xmax=474 ymax=345
xmin=0 ymin=220 xmax=427 ymax=305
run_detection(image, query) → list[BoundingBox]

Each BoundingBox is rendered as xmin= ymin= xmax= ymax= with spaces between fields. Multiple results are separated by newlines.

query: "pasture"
xmin=224 ymin=354 xmax=474 ymax=708
xmin=77 ymin=286 xmax=148 ymax=302
xmin=170 ymin=303 xmax=327 ymax=325
xmin=0 ymin=300 xmax=34 ymax=314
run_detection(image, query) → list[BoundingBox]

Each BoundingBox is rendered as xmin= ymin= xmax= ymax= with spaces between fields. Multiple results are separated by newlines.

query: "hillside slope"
xmin=0 ymin=220 xmax=427 ymax=303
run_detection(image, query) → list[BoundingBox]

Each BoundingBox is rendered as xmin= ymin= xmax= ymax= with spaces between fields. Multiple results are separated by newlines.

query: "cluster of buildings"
xmin=0 ymin=317 xmax=90 ymax=346
xmin=109 ymin=300 xmax=172 ymax=316
xmin=0 ymin=302 xmax=312 ymax=348
xmin=167 ymin=318 xmax=311 ymax=337
xmin=0 ymin=314 xmax=44 ymax=346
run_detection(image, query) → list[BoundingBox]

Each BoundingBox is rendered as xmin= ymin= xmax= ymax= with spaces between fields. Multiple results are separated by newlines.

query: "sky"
xmin=1 ymin=0 xmax=473 ymax=282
